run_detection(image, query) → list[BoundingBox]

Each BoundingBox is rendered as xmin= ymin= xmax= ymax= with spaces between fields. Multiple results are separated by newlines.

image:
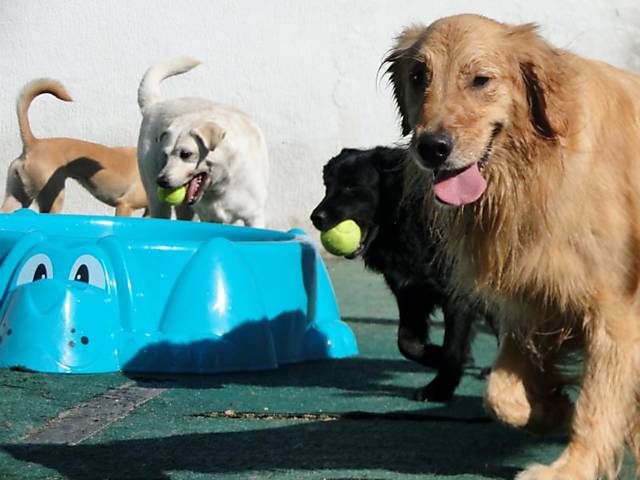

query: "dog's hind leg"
xmin=115 ymin=203 xmax=133 ymax=217
xmin=33 ymin=165 xmax=66 ymax=213
xmin=37 ymin=187 xmax=65 ymax=214
xmin=1 ymin=158 xmax=33 ymax=212
xmin=36 ymin=176 xmax=65 ymax=213
xmin=414 ymin=299 xmax=477 ymax=402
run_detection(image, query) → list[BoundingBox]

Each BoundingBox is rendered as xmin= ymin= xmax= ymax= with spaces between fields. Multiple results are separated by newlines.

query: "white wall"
xmin=2 ymin=0 xmax=640 ymax=235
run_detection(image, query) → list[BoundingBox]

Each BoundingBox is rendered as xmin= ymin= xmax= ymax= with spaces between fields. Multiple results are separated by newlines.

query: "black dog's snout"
xmin=156 ymin=175 xmax=172 ymax=188
xmin=416 ymin=131 xmax=453 ymax=169
xmin=310 ymin=208 xmax=328 ymax=230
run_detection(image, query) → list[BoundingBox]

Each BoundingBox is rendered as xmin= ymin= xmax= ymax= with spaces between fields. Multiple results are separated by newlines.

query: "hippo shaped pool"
xmin=0 ymin=210 xmax=358 ymax=373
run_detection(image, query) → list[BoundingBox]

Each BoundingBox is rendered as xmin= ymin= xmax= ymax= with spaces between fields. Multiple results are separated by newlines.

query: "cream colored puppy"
xmin=137 ymin=57 xmax=269 ymax=226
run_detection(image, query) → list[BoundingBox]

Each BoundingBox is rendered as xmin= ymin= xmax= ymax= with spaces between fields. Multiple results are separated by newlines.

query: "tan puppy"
xmin=2 ymin=79 xmax=147 ymax=216
xmin=386 ymin=14 xmax=640 ymax=480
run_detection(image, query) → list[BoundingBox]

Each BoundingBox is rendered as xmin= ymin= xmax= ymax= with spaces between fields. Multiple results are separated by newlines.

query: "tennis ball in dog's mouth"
xmin=320 ymin=219 xmax=362 ymax=256
xmin=157 ymin=186 xmax=187 ymax=205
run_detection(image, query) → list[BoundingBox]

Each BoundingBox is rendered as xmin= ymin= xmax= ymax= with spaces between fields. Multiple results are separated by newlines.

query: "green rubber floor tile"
xmin=0 ymin=372 xmax=128 ymax=479
xmin=0 ymin=370 xmax=126 ymax=443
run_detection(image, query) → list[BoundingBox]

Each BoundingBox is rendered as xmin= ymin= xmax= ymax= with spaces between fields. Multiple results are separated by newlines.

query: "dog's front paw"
xmin=515 ymin=463 xmax=586 ymax=480
xmin=525 ymin=393 xmax=573 ymax=435
xmin=485 ymin=370 xmax=572 ymax=433
xmin=414 ymin=376 xmax=455 ymax=402
xmin=484 ymin=369 xmax=532 ymax=428
xmin=398 ymin=341 xmax=444 ymax=369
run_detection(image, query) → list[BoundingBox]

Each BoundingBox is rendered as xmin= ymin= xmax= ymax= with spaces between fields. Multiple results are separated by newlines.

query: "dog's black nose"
xmin=415 ymin=131 xmax=453 ymax=169
xmin=310 ymin=209 xmax=328 ymax=230
xmin=156 ymin=175 xmax=172 ymax=188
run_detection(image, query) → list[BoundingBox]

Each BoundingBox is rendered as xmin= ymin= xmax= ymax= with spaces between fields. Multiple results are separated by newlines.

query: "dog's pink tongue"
xmin=186 ymin=180 xmax=197 ymax=203
xmin=186 ymin=175 xmax=202 ymax=204
xmin=433 ymin=163 xmax=487 ymax=206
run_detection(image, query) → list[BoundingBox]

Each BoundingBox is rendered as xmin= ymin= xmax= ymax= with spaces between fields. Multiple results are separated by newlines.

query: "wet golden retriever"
xmin=385 ymin=14 xmax=640 ymax=480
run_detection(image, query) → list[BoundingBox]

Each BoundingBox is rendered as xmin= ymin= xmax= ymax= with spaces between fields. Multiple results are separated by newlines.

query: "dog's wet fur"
xmin=384 ymin=14 xmax=640 ymax=478
xmin=311 ymin=146 xmax=496 ymax=402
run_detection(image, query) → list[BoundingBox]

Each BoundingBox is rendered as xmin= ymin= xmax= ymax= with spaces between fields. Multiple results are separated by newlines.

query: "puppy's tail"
xmin=17 ymin=78 xmax=73 ymax=151
xmin=137 ymin=56 xmax=202 ymax=113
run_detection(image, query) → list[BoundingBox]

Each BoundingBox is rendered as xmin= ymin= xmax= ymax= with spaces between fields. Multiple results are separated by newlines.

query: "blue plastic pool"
xmin=0 ymin=210 xmax=358 ymax=373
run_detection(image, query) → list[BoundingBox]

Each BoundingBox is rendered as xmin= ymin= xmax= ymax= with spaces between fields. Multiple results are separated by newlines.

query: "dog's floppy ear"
xmin=508 ymin=23 xmax=569 ymax=140
xmin=190 ymin=122 xmax=226 ymax=152
xmin=156 ymin=130 xmax=169 ymax=144
xmin=372 ymin=147 xmax=406 ymax=173
xmin=520 ymin=62 xmax=555 ymax=140
xmin=382 ymin=25 xmax=427 ymax=136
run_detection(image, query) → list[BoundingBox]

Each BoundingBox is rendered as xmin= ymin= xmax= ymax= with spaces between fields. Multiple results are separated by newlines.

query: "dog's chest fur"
xmin=363 ymin=170 xmax=449 ymax=300
xmin=194 ymin=178 xmax=254 ymax=224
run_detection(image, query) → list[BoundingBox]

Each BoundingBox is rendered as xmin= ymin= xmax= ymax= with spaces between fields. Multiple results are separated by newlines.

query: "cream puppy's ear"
xmin=156 ymin=130 xmax=169 ymax=144
xmin=190 ymin=122 xmax=226 ymax=151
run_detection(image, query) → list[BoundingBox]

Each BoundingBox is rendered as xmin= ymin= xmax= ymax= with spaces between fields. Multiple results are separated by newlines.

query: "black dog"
xmin=311 ymin=146 xmax=497 ymax=402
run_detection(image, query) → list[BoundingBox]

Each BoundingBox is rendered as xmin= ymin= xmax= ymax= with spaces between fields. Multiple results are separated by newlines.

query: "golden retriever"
xmin=2 ymin=78 xmax=147 ymax=216
xmin=385 ymin=14 xmax=640 ymax=480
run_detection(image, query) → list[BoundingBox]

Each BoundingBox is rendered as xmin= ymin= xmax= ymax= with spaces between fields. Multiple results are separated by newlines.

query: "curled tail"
xmin=137 ymin=56 xmax=201 ymax=113
xmin=17 ymin=78 xmax=73 ymax=151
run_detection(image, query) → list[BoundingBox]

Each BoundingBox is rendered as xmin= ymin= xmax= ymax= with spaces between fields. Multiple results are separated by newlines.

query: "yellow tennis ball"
xmin=157 ymin=186 xmax=187 ymax=205
xmin=320 ymin=219 xmax=362 ymax=256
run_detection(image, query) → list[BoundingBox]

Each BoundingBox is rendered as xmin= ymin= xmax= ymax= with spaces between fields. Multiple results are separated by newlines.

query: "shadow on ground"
xmin=3 ymin=413 xmax=557 ymax=480
xmin=128 ymin=357 xmax=450 ymax=397
xmin=126 ymin=358 xmax=492 ymax=423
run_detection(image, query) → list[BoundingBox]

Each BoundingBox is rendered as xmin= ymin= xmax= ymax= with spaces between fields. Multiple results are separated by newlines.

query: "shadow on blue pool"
xmin=0 ymin=211 xmax=358 ymax=374
xmin=122 ymin=309 xmax=357 ymax=374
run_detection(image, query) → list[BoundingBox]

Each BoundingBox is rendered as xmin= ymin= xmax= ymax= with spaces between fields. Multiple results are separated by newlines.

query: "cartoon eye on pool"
xmin=69 ymin=255 xmax=107 ymax=289
xmin=16 ymin=254 xmax=54 ymax=286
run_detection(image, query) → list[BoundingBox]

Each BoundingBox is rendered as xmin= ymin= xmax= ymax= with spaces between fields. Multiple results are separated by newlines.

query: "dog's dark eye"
xmin=472 ymin=76 xmax=491 ymax=88
xmin=179 ymin=150 xmax=193 ymax=160
xmin=410 ymin=64 xmax=427 ymax=89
